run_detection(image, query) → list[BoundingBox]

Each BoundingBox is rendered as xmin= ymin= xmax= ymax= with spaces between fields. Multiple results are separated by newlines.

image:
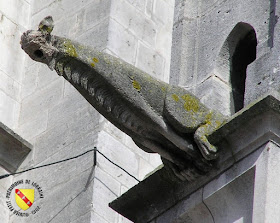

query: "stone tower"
xmin=0 ymin=0 xmax=174 ymax=222
xmin=110 ymin=1 xmax=280 ymax=223
xmin=1 ymin=0 xmax=280 ymax=223
xmin=171 ymin=0 xmax=277 ymax=116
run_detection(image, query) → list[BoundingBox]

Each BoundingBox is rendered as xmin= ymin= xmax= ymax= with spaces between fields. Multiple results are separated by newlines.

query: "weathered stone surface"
xmin=109 ymin=92 xmax=280 ymax=223
xmin=170 ymin=0 xmax=272 ymax=115
xmin=20 ymin=17 xmax=229 ymax=180
xmin=0 ymin=1 xmax=175 ymax=223
xmin=0 ymin=121 xmax=32 ymax=172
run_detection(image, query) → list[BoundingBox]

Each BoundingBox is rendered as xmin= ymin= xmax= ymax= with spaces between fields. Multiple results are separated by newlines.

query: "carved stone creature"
xmin=21 ymin=17 xmax=227 ymax=181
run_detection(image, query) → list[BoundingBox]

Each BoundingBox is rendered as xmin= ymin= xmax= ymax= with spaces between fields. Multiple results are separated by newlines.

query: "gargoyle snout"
xmin=20 ymin=30 xmax=57 ymax=70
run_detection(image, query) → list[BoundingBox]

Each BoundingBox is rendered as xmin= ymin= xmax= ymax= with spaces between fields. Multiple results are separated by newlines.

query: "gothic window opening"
xmin=216 ymin=22 xmax=257 ymax=114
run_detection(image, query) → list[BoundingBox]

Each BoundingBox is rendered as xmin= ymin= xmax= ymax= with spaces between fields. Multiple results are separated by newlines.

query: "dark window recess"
xmin=217 ymin=22 xmax=257 ymax=114
xmin=230 ymin=26 xmax=257 ymax=113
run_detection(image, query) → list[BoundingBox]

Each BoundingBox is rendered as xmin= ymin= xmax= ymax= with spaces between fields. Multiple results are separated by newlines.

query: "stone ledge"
xmin=109 ymin=91 xmax=280 ymax=223
xmin=0 ymin=122 xmax=32 ymax=173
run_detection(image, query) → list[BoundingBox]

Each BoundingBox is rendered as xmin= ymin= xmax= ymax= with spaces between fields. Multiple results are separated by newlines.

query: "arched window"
xmin=216 ymin=22 xmax=257 ymax=114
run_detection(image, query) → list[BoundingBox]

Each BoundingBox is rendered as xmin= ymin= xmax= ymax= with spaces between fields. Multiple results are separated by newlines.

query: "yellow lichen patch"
xmin=63 ymin=40 xmax=78 ymax=57
xmin=161 ymin=86 xmax=167 ymax=92
xmin=205 ymin=112 xmax=213 ymax=125
xmin=181 ymin=94 xmax=200 ymax=112
xmin=215 ymin=120 xmax=222 ymax=127
xmin=90 ymin=58 xmax=99 ymax=67
xmin=38 ymin=24 xmax=53 ymax=33
xmin=93 ymin=57 xmax=99 ymax=63
xmin=172 ymin=94 xmax=180 ymax=102
xmin=132 ymin=80 xmax=141 ymax=91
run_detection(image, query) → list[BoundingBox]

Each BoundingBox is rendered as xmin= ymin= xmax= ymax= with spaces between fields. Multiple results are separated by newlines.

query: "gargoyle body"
xmin=21 ymin=17 xmax=227 ymax=180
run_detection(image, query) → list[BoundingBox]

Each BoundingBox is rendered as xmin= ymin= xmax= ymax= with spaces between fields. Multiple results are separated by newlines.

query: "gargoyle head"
xmin=21 ymin=16 xmax=58 ymax=70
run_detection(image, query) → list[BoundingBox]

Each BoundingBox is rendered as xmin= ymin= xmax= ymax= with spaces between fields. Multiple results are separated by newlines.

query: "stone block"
xmin=21 ymin=62 xmax=39 ymax=99
xmin=195 ymin=75 xmax=232 ymax=116
xmin=92 ymin=172 xmax=119 ymax=222
xmin=0 ymin=70 xmax=20 ymax=102
xmin=173 ymin=0 xmax=199 ymax=24
xmin=31 ymin=0 xmax=94 ymax=28
xmin=71 ymin=211 xmax=91 ymax=223
xmin=91 ymin=212 xmax=109 ymax=223
xmin=54 ymin=9 xmax=86 ymax=39
xmin=47 ymin=89 xmax=92 ymax=129
xmin=19 ymin=78 xmax=64 ymax=125
xmin=169 ymin=19 xmax=199 ymax=87
xmin=107 ymin=19 xmax=137 ymax=64
xmin=32 ymin=0 xmax=56 ymax=15
xmin=0 ymin=15 xmax=26 ymax=81
xmin=111 ymin=0 xmax=157 ymax=46
xmin=16 ymin=110 xmax=48 ymax=141
xmin=0 ymin=90 xmax=20 ymax=129
xmin=34 ymin=106 xmax=100 ymax=165
xmin=94 ymin=167 xmax=121 ymax=197
xmin=85 ymin=0 xmax=111 ymax=31
xmin=78 ymin=17 xmax=110 ymax=51
xmin=36 ymin=64 xmax=60 ymax=89
xmin=31 ymin=141 xmax=97 ymax=193
xmin=0 ymin=0 xmax=30 ymax=27
xmin=97 ymin=131 xmax=139 ymax=177
xmin=103 ymin=121 xmax=126 ymax=144
xmin=126 ymin=0 xmax=146 ymax=12
xmin=97 ymin=131 xmax=139 ymax=188
xmin=154 ymin=189 xmax=211 ymax=223
xmin=145 ymin=0 xmax=154 ymax=17
xmin=153 ymin=0 xmax=173 ymax=25
xmin=204 ymin=168 xmax=255 ymax=223
xmin=252 ymin=142 xmax=280 ymax=222
xmin=136 ymin=42 xmax=165 ymax=79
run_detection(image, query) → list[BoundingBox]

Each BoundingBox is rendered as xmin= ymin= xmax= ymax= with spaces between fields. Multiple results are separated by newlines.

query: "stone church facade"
xmin=0 ymin=0 xmax=174 ymax=222
xmin=1 ymin=0 xmax=280 ymax=223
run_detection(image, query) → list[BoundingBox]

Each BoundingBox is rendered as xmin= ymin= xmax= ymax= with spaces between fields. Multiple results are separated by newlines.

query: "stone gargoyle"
xmin=21 ymin=16 xmax=227 ymax=181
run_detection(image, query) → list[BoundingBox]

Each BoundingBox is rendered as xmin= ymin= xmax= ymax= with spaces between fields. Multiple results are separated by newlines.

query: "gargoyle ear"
xmin=38 ymin=16 xmax=54 ymax=34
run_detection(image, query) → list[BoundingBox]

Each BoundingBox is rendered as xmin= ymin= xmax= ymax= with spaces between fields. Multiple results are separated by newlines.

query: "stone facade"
xmin=0 ymin=0 xmax=174 ymax=222
xmin=170 ymin=0 xmax=275 ymax=116
xmin=3 ymin=0 xmax=278 ymax=222
xmin=110 ymin=1 xmax=280 ymax=222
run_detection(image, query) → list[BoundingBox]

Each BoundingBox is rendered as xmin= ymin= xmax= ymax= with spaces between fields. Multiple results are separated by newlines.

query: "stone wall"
xmin=170 ymin=0 xmax=272 ymax=116
xmin=0 ymin=0 xmax=175 ymax=222
xmin=0 ymin=0 xmax=31 ymax=129
xmin=0 ymin=1 xmax=31 ymax=222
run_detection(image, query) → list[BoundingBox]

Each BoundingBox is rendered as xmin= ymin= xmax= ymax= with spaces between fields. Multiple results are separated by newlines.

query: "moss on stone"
xmin=181 ymin=94 xmax=200 ymax=112
xmin=93 ymin=57 xmax=99 ymax=63
xmin=63 ymin=40 xmax=78 ymax=58
xmin=132 ymin=80 xmax=141 ymax=91
xmin=172 ymin=94 xmax=180 ymax=102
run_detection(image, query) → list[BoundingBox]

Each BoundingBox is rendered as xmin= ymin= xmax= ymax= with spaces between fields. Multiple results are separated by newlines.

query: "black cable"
xmin=0 ymin=147 xmax=140 ymax=182
xmin=0 ymin=148 xmax=95 ymax=179
xmin=96 ymin=149 xmax=140 ymax=182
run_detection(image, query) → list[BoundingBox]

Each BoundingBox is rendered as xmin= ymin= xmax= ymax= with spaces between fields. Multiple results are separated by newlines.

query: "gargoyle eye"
xmin=34 ymin=49 xmax=44 ymax=58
